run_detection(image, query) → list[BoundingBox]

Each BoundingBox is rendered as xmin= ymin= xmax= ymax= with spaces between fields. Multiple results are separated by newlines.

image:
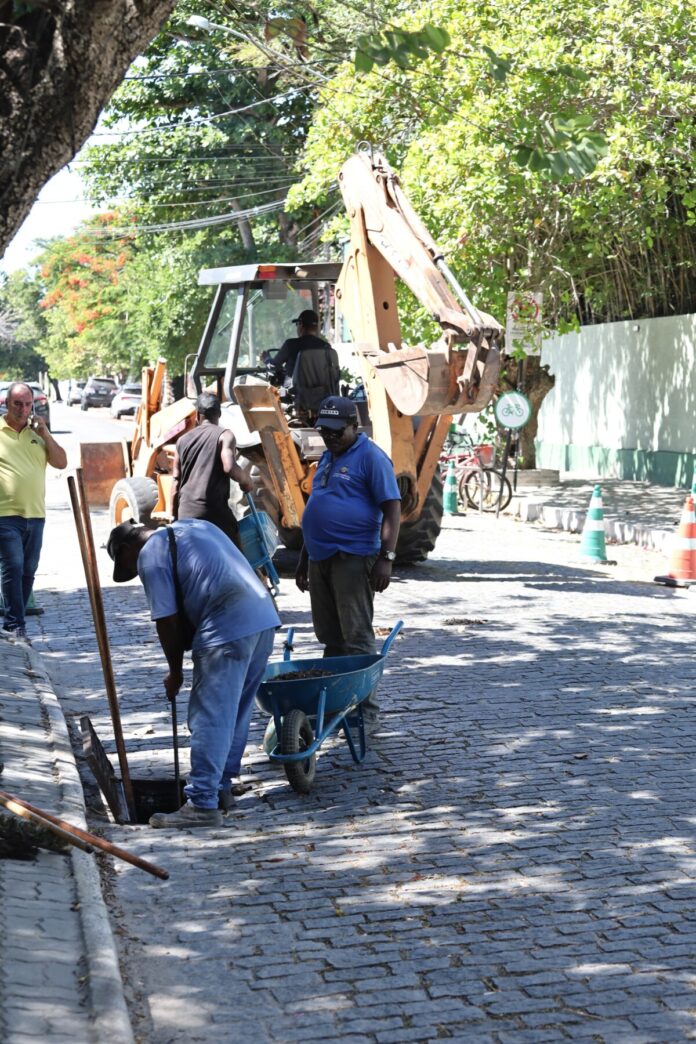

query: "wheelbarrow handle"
xmin=380 ymin=620 xmax=404 ymax=657
xmin=283 ymin=627 xmax=295 ymax=661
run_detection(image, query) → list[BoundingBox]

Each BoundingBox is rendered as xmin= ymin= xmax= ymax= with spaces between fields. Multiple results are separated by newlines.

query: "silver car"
xmin=110 ymin=383 xmax=142 ymax=419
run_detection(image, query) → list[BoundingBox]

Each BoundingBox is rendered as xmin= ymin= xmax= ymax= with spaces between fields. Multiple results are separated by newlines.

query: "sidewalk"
xmin=0 ymin=631 xmax=132 ymax=1044
xmin=0 ymin=473 xmax=690 ymax=1040
xmin=505 ymin=474 xmax=689 ymax=551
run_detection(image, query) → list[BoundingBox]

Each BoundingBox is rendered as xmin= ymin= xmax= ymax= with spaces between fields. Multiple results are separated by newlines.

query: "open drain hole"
xmin=130 ymin=779 xmax=186 ymax=824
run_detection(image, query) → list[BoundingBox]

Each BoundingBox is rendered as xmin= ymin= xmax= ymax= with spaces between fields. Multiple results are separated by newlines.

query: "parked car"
xmin=0 ymin=381 xmax=51 ymax=428
xmin=67 ymin=379 xmax=86 ymax=405
xmin=81 ymin=377 xmax=117 ymax=410
xmin=110 ymin=383 xmax=142 ymax=419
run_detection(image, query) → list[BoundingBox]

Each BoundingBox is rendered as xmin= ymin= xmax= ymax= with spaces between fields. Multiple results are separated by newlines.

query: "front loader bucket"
xmin=79 ymin=442 xmax=128 ymax=506
xmin=360 ymin=340 xmax=500 ymax=417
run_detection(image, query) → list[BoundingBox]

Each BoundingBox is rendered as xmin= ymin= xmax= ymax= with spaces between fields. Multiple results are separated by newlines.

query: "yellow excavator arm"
xmin=336 ymin=148 xmax=502 ymax=418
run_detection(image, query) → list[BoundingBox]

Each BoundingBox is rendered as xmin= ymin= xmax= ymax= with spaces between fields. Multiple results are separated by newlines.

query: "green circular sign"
xmin=494 ymin=392 xmax=531 ymax=430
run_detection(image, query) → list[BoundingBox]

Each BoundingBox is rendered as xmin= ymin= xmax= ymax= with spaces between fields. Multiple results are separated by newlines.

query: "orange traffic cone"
xmin=655 ymin=495 xmax=696 ymax=587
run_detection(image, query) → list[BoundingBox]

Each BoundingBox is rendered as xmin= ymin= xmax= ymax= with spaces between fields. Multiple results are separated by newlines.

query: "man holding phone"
xmin=0 ymin=382 xmax=67 ymax=643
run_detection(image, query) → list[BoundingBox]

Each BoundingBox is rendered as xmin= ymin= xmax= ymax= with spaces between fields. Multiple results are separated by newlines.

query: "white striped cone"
xmin=579 ymin=484 xmax=607 ymax=562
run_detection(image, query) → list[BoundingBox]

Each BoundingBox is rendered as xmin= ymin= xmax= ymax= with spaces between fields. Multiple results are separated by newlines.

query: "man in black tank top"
xmin=172 ymin=392 xmax=252 ymax=547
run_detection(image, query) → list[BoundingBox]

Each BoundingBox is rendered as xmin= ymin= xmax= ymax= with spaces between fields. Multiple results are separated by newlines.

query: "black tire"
xmin=461 ymin=469 xmax=512 ymax=512
xmin=281 ymin=709 xmax=316 ymax=794
xmin=109 ymin=477 xmax=159 ymax=527
xmin=395 ymin=472 xmax=443 ymax=564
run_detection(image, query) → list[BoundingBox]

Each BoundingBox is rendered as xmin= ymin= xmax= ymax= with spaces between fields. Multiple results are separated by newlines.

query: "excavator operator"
xmin=271 ymin=310 xmax=340 ymax=423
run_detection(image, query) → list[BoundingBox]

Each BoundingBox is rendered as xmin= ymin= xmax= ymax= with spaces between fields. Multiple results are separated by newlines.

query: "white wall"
xmin=538 ymin=313 xmax=696 ymax=455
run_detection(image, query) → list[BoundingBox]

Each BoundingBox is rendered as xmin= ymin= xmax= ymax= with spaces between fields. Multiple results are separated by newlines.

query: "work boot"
xmin=149 ymin=801 xmax=222 ymax=829
xmin=218 ymin=788 xmax=233 ymax=813
xmin=12 ymin=627 xmax=31 ymax=646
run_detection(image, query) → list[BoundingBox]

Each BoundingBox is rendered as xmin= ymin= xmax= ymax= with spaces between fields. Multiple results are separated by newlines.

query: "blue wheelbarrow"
xmin=256 ymin=621 xmax=403 ymax=793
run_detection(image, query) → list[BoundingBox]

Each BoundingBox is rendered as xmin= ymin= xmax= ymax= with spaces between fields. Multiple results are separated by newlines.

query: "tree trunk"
xmin=0 ymin=0 xmax=177 ymax=255
xmin=500 ymin=355 xmax=554 ymax=469
xmin=229 ymin=198 xmax=256 ymax=253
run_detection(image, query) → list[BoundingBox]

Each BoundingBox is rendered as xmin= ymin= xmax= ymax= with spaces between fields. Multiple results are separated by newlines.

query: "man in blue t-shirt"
xmin=296 ymin=396 xmax=401 ymax=720
xmin=107 ymin=518 xmax=279 ymax=829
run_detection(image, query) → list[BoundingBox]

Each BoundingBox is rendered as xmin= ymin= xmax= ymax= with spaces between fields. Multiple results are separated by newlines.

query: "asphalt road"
xmin=27 ymin=432 xmax=696 ymax=1043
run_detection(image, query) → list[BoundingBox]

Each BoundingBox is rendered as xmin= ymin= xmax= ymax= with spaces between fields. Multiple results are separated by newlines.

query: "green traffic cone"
xmin=579 ymin=484 xmax=608 ymax=563
xmin=443 ymin=459 xmax=459 ymax=516
xmin=0 ymin=590 xmax=44 ymax=616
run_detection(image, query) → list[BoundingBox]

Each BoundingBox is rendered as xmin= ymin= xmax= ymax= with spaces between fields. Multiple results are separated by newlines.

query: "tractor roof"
xmin=198 ymin=262 xmax=343 ymax=287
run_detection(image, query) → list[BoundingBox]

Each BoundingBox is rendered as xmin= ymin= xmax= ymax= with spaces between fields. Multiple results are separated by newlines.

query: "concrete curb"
xmin=25 ymin=647 xmax=134 ymax=1044
xmin=506 ymin=494 xmax=674 ymax=552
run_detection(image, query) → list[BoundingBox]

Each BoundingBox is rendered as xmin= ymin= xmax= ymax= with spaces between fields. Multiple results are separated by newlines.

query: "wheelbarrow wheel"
xmin=281 ymin=709 xmax=316 ymax=794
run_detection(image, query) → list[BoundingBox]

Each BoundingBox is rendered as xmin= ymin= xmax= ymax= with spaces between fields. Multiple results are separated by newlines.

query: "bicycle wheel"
xmin=461 ymin=469 xmax=512 ymax=512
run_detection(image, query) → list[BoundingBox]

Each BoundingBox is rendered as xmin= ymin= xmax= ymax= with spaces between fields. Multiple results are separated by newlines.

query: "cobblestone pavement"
xmin=25 ymin=429 xmax=696 ymax=1043
xmin=0 ymin=630 xmax=131 ymax=1043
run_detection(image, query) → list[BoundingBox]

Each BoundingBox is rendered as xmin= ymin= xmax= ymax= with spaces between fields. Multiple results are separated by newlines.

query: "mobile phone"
xmin=29 ymin=414 xmax=37 ymax=429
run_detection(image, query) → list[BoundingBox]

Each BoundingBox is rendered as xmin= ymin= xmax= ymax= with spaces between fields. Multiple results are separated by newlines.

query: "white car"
xmin=110 ymin=384 xmax=142 ymax=419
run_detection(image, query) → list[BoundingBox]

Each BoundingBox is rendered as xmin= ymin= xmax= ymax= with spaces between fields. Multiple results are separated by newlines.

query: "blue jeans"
xmin=0 ymin=516 xmax=45 ymax=631
xmin=185 ymin=628 xmax=276 ymax=809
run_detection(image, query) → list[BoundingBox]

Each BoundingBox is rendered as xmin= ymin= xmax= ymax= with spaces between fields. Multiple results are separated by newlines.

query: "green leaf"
xmin=423 ymin=24 xmax=451 ymax=52
xmin=528 ymin=148 xmax=550 ymax=172
xmin=549 ymin=151 xmax=571 ymax=178
xmin=354 ymin=48 xmax=374 ymax=74
xmin=514 ymin=145 xmax=534 ymax=166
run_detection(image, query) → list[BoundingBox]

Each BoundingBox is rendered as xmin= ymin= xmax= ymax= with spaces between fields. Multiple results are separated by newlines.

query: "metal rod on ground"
xmin=67 ymin=473 xmax=135 ymax=818
xmin=0 ymin=792 xmax=169 ymax=881
xmin=0 ymin=791 xmax=94 ymax=854
xmin=496 ymin=428 xmax=512 ymax=519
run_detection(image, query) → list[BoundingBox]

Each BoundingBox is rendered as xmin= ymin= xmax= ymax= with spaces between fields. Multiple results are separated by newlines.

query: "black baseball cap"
xmin=292 ymin=309 xmax=319 ymax=327
xmin=106 ymin=520 xmax=142 ymax=582
xmin=315 ymin=396 xmax=359 ymax=430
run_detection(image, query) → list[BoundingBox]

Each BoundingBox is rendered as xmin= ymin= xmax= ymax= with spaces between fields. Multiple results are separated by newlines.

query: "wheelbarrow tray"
xmin=256 ymin=652 xmax=384 ymax=719
xmin=256 ymin=622 xmax=403 ymax=776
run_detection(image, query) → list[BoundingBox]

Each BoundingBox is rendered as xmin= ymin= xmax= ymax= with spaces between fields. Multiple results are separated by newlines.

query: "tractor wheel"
xmin=281 ymin=709 xmax=316 ymax=794
xmin=395 ymin=472 xmax=444 ymax=565
xmin=109 ymin=477 xmax=158 ymax=527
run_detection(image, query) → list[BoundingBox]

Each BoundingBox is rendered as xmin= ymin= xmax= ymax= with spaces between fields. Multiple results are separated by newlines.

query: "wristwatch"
xmin=379 ymin=549 xmax=397 ymax=561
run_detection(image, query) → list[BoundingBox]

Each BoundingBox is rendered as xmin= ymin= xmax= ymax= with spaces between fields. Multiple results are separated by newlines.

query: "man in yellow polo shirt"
xmin=0 ymin=382 xmax=67 ymax=643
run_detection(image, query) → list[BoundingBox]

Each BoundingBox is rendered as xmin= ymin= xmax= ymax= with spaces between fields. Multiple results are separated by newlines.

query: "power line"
xmin=91 ymin=84 xmax=316 ymax=139
xmin=82 ymin=196 xmax=289 ymax=236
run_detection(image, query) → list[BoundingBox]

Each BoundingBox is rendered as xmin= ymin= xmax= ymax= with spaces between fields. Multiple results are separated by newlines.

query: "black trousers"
xmin=308 ymin=552 xmax=379 ymax=713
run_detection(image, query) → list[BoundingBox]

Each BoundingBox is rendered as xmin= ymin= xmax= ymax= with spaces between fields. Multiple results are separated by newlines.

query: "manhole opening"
xmin=130 ymin=779 xmax=185 ymax=824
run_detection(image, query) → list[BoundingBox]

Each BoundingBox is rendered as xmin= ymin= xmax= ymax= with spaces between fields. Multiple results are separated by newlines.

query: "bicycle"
xmin=439 ymin=434 xmax=512 ymax=513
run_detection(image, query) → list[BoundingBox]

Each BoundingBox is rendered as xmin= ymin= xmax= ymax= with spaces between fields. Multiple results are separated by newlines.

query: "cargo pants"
xmin=308 ymin=552 xmax=379 ymax=715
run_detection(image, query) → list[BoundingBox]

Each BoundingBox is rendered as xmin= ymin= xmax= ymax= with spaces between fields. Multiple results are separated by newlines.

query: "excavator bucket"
xmin=79 ymin=442 xmax=128 ymax=506
xmin=359 ymin=339 xmax=501 ymax=417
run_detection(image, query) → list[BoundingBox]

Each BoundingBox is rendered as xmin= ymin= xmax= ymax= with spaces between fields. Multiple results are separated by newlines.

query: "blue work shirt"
xmin=302 ymin=433 xmax=401 ymax=561
xmin=137 ymin=519 xmax=280 ymax=652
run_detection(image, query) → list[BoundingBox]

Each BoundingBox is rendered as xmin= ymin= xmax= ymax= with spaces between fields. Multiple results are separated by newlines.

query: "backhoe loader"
xmin=91 ymin=148 xmax=502 ymax=562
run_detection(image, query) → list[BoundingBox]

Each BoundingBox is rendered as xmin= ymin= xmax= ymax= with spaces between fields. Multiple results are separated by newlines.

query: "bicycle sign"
xmin=495 ymin=391 xmax=531 ymax=430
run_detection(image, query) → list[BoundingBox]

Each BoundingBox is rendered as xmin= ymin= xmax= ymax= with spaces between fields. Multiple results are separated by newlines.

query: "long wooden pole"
xmin=67 ymin=473 xmax=135 ymax=817
xmin=0 ymin=792 xmax=94 ymax=854
xmin=0 ymin=792 xmax=169 ymax=880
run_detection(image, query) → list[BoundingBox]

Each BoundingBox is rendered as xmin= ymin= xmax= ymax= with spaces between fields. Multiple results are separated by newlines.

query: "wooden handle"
xmin=0 ymin=791 xmax=169 ymax=880
xmin=0 ymin=792 xmax=94 ymax=854
xmin=68 ymin=472 xmax=135 ymax=818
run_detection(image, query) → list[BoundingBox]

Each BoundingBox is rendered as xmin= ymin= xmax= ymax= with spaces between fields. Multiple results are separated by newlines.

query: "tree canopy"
xmin=3 ymin=0 xmax=693 ymax=394
xmin=0 ymin=0 xmax=177 ymax=255
xmin=291 ymin=0 xmax=695 ymax=328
